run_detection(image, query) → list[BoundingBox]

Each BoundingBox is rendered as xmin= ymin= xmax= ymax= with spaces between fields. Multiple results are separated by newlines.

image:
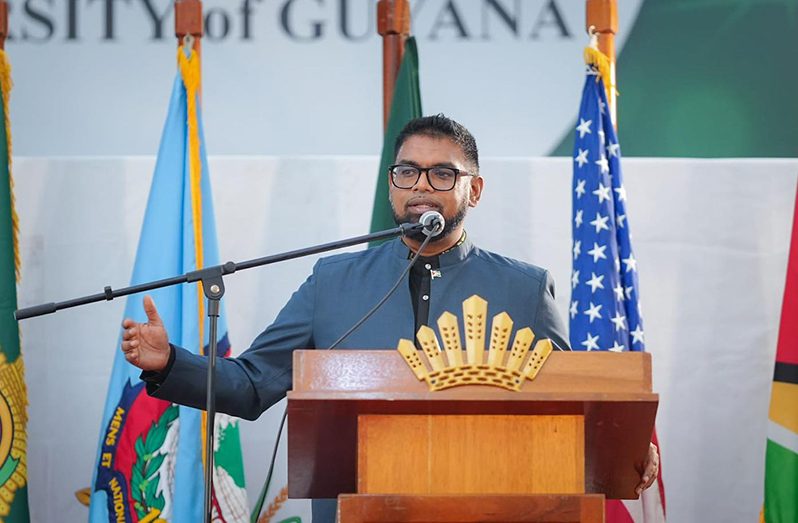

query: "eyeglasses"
xmin=389 ymin=164 xmax=474 ymax=191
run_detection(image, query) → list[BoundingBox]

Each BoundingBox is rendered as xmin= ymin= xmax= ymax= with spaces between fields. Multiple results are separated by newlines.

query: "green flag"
xmin=551 ymin=1 xmax=798 ymax=157
xmin=0 ymin=49 xmax=30 ymax=523
xmin=369 ymin=36 xmax=422 ymax=234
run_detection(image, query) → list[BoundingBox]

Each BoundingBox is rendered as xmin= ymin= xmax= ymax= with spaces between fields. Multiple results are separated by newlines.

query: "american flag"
xmin=570 ymin=67 xmax=667 ymax=523
xmin=570 ymin=70 xmax=643 ymax=354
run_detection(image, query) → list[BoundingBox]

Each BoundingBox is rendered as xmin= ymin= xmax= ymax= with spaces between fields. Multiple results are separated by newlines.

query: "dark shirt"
xmin=409 ymin=254 xmax=439 ymax=339
xmin=408 ymin=232 xmax=467 ymax=338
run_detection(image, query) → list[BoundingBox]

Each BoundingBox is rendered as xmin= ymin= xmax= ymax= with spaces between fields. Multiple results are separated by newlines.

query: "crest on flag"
xmin=0 ymin=355 xmax=27 ymax=518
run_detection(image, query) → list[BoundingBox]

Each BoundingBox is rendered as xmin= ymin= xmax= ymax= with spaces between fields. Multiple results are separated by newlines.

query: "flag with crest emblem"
xmin=0 ymin=47 xmax=31 ymax=523
xmin=88 ymin=45 xmax=247 ymax=523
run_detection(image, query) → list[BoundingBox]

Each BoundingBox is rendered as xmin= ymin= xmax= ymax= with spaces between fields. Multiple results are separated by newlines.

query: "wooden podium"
xmin=287 ymin=350 xmax=657 ymax=522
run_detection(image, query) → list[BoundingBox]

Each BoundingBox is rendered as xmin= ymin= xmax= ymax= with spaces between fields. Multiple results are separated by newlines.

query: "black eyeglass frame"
xmin=388 ymin=164 xmax=476 ymax=191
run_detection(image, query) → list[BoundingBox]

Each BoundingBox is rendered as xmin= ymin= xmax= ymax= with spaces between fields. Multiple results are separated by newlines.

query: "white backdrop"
xmin=15 ymin=156 xmax=798 ymax=522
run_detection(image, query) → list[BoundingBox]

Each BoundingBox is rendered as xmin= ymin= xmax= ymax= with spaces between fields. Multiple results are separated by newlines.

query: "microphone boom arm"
xmin=14 ymin=221 xmax=428 ymax=321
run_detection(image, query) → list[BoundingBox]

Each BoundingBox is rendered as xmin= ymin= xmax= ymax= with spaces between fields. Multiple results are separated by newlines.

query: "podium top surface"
xmin=288 ymin=350 xmax=656 ymax=402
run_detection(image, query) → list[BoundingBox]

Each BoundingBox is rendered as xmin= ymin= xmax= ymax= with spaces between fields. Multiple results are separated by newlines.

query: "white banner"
xmin=15 ymin=155 xmax=797 ymax=522
xmin=7 ymin=0 xmax=641 ymax=157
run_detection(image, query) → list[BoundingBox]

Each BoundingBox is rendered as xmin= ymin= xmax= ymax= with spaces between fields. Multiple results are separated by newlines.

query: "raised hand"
xmin=120 ymin=295 xmax=171 ymax=372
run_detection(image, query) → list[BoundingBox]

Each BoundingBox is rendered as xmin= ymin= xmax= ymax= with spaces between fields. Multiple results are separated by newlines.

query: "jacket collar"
xmin=391 ymin=233 xmax=473 ymax=268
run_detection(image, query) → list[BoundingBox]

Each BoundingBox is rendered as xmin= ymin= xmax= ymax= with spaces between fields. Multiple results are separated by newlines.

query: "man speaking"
xmin=120 ymin=114 xmax=657 ymax=521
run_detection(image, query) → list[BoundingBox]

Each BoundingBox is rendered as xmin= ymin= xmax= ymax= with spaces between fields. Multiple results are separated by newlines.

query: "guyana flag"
xmin=369 ymin=36 xmax=422 ymax=235
xmin=0 ymin=50 xmax=30 ymax=522
xmin=761 ymin=184 xmax=798 ymax=522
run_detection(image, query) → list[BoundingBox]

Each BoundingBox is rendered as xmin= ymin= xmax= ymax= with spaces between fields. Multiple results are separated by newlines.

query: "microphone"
xmin=419 ymin=211 xmax=445 ymax=237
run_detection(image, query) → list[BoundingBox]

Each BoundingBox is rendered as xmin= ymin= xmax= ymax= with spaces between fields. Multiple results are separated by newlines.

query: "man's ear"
xmin=469 ymin=176 xmax=484 ymax=207
xmin=386 ymin=170 xmax=395 ymax=201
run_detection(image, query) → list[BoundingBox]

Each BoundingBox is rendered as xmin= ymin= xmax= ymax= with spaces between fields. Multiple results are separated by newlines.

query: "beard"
xmin=390 ymin=198 xmax=469 ymax=243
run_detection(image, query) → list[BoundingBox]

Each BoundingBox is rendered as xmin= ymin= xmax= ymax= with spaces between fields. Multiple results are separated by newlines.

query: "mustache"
xmin=404 ymin=197 xmax=442 ymax=211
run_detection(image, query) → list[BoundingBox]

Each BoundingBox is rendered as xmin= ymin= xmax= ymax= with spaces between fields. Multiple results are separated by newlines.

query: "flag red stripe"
xmin=652 ymin=429 xmax=666 ymax=513
xmin=606 ymin=499 xmax=635 ymax=523
xmin=776 ymin=183 xmax=798 ymax=365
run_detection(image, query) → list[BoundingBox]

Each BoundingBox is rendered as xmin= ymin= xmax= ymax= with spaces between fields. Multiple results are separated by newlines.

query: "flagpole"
xmin=176 ymin=0 xmax=203 ymax=97
xmin=584 ymin=3 xmax=669 ymax=518
xmin=378 ymin=0 xmax=410 ymax=130
xmin=176 ymin=2 xmax=216 ymax=523
xmin=586 ymin=0 xmax=617 ymax=124
xmin=0 ymin=1 xmax=7 ymax=49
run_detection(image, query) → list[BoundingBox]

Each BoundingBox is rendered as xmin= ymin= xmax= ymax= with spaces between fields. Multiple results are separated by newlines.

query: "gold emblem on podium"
xmin=397 ymin=295 xmax=554 ymax=391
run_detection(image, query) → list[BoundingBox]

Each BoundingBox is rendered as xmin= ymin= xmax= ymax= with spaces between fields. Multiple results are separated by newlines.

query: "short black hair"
xmin=394 ymin=114 xmax=479 ymax=172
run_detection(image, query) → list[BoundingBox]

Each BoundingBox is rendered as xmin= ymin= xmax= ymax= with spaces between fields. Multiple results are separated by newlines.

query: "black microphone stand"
xmin=15 ymin=221 xmax=429 ymax=523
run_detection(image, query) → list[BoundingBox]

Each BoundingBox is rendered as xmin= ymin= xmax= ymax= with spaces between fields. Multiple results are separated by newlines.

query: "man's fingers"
xmin=634 ymin=473 xmax=652 ymax=495
xmin=644 ymin=461 xmax=658 ymax=489
xmin=636 ymin=476 xmax=655 ymax=495
xmin=142 ymin=295 xmax=163 ymax=325
xmin=121 ymin=337 xmax=140 ymax=349
xmin=634 ymin=442 xmax=660 ymax=495
xmin=646 ymin=442 xmax=659 ymax=488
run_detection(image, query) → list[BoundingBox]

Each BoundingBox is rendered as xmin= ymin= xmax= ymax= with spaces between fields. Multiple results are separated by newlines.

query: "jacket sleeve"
xmin=532 ymin=269 xmax=572 ymax=352
xmin=148 ymin=264 xmax=318 ymax=421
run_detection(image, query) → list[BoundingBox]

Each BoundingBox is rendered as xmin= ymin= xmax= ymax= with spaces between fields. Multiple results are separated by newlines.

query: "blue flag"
xmin=88 ymin=49 xmax=247 ymax=523
xmin=569 ymin=70 xmax=644 ymax=353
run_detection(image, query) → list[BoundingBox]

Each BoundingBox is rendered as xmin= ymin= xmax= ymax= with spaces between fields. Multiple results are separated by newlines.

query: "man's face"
xmin=389 ymin=134 xmax=483 ymax=242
